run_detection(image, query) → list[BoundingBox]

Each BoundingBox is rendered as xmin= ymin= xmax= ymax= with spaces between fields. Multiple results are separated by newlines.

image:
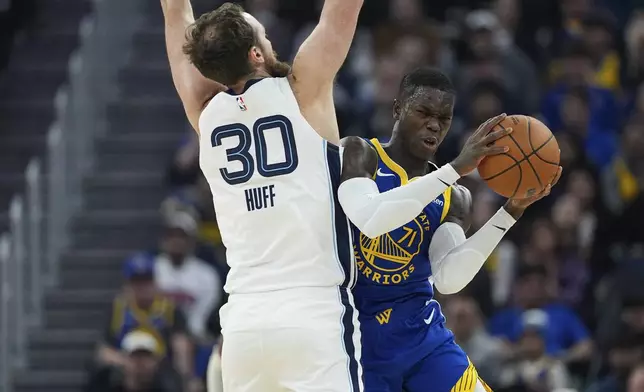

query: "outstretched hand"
xmin=503 ymin=166 xmax=563 ymax=219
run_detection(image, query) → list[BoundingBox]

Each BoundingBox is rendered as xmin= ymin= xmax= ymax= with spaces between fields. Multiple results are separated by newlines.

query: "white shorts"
xmin=213 ymin=287 xmax=363 ymax=392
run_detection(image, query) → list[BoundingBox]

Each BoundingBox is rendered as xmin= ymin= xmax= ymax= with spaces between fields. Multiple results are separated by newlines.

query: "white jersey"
xmin=199 ymin=77 xmax=354 ymax=295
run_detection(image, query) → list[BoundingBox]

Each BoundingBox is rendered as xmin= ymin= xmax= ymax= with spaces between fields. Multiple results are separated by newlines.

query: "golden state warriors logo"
xmin=355 ymin=212 xmax=430 ymax=285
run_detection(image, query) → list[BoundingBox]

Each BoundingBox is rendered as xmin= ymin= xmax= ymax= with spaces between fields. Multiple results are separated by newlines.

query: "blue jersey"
xmin=352 ymin=138 xmax=451 ymax=315
xmin=351 ymin=139 xmax=479 ymax=392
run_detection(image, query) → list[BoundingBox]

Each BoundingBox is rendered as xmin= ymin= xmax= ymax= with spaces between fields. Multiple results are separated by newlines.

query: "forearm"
xmin=96 ymin=344 xmax=128 ymax=367
xmin=338 ymin=164 xmax=460 ymax=238
xmin=429 ymin=207 xmax=516 ymax=294
xmin=160 ymin=0 xmax=194 ymax=24
xmin=561 ymin=340 xmax=593 ymax=363
xmin=171 ymin=333 xmax=194 ymax=378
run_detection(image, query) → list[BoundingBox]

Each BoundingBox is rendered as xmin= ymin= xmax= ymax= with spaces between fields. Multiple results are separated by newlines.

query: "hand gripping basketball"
xmin=450 ymin=113 xmax=513 ymax=176
xmin=503 ymin=166 xmax=563 ymax=219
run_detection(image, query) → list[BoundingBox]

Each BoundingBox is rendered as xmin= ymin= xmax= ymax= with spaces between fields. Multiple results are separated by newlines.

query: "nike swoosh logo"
xmin=424 ymin=307 xmax=436 ymax=325
xmin=438 ymin=178 xmax=451 ymax=187
xmin=493 ymin=225 xmax=507 ymax=232
xmin=377 ymin=168 xmax=395 ymax=177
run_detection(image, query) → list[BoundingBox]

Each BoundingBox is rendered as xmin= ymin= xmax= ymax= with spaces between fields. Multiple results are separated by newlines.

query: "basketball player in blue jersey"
xmin=338 ymin=68 xmax=563 ymax=392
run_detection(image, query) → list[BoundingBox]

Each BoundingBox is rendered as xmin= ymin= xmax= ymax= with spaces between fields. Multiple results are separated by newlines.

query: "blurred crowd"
xmin=78 ymin=0 xmax=644 ymax=391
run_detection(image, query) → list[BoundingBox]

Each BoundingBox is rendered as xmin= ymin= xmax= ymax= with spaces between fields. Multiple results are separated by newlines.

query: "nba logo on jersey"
xmin=236 ymin=96 xmax=247 ymax=111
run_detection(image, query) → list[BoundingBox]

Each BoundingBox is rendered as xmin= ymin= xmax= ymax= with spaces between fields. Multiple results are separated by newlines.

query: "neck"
xmin=385 ymin=133 xmax=432 ymax=178
xmin=229 ymin=69 xmax=271 ymax=93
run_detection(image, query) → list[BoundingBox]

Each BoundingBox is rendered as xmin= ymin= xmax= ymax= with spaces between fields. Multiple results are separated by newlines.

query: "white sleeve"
xmin=338 ymin=164 xmax=460 ymax=238
xmin=429 ymin=207 xmax=516 ymax=295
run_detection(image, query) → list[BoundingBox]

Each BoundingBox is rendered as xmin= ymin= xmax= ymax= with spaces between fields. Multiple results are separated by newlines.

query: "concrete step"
xmin=29 ymin=329 xmax=100 ymax=349
xmin=45 ymin=289 xmax=116 ymax=310
xmin=60 ymin=269 xmax=122 ymax=290
xmin=96 ymin=132 xmax=182 ymax=155
xmin=118 ymin=64 xmax=175 ymax=98
xmin=85 ymin=187 xmax=167 ymax=210
xmin=70 ymin=209 xmax=161 ymax=248
xmin=106 ymin=99 xmax=188 ymax=133
xmin=13 ymin=369 xmax=86 ymax=392
xmin=29 ymin=348 xmax=94 ymax=371
xmin=45 ymin=309 xmax=108 ymax=330
xmin=83 ymin=171 xmax=164 ymax=189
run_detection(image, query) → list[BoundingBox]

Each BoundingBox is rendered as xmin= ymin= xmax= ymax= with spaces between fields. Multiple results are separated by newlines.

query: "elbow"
xmin=352 ymin=220 xmax=384 ymax=239
xmin=433 ymin=276 xmax=464 ymax=295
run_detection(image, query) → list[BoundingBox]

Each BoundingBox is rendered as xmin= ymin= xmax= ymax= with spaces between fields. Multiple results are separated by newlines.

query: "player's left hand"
xmin=503 ymin=166 xmax=563 ymax=219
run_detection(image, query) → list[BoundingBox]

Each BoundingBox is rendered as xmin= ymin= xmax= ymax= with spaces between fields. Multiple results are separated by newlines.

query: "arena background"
xmin=1 ymin=0 xmax=644 ymax=391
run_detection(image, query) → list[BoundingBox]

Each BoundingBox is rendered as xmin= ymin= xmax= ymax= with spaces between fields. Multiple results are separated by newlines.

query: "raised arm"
xmin=289 ymin=0 xmax=363 ymax=144
xmin=161 ymin=0 xmax=223 ymax=133
xmin=339 ymin=137 xmax=461 ymax=239
xmin=338 ymin=116 xmax=512 ymax=239
xmin=429 ymin=167 xmax=562 ymax=295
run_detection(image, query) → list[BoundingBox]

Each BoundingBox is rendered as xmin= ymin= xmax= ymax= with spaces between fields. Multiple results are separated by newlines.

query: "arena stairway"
xmin=10 ymin=2 xmax=193 ymax=391
xmin=0 ymin=0 xmax=92 ymax=235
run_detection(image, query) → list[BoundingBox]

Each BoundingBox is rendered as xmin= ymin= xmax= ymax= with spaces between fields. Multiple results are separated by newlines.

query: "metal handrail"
xmin=0 ymin=0 xmax=143 ymax=389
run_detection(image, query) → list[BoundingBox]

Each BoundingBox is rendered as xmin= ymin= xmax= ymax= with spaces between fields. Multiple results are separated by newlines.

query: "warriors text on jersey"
xmin=351 ymin=139 xmax=488 ymax=392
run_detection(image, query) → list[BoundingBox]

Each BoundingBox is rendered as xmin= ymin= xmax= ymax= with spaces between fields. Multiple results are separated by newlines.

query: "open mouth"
xmin=422 ymin=137 xmax=438 ymax=148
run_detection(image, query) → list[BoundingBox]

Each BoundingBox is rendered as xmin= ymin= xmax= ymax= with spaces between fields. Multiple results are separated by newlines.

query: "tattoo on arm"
xmin=340 ymin=136 xmax=379 ymax=183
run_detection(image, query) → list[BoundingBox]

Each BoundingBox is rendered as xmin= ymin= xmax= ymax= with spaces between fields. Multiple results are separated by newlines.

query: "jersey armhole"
xmin=439 ymin=186 xmax=453 ymax=223
xmin=363 ymin=138 xmax=379 ymax=180
xmin=276 ymin=77 xmax=300 ymax=110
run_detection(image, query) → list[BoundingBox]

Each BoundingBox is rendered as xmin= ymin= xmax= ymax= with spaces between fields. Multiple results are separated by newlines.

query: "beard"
xmin=265 ymin=52 xmax=291 ymax=78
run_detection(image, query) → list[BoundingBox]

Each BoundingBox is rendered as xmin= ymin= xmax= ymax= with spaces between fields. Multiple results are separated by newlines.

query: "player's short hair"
xmin=183 ymin=3 xmax=257 ymax=86
xmin=398 ymin=67 xmax=455 ymax=103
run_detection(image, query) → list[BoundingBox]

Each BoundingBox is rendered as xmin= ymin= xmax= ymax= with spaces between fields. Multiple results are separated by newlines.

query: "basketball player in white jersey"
xmin=161 ymin=1 xmax=363 ymax=391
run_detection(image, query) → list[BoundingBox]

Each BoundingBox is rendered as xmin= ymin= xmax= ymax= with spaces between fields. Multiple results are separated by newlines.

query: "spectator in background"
xmin=628 ymin=363 xmax=644 ymax=392
xmin=489 ymin=264 xmax=594 ymax=366
xmin=166 ymin=133 xmax=200 ymax=190
xmin=557 ymin=87 xmax=618 ymax=169
xmin=154 ymin=212 xmax=222 ymax=383
xmin=625 ymin=12 xmax=644 ymax=86
xmin=600 ymin=114 xmax=644 ymax=215
xmin=457 ymin=9 xmax=540 ymax=115
xmin=580 ymin=12 xmax=620 ymax=90
xmin=543 ymin=41 xmax=619 ymax=133
xmin=498 ymin=309 xmax=572 ymax=391
xmin=550 ymin=193 xmax=592 ymax=310
xmin=95 ymin=253 xmax=197 ymax=391
xmin=586 ymin=333 xmax=644 ymax=392
xmin=86 ymin=331 xmax=183 ymax=392
xmin=445 ymin=295 xmax=506 ymax=387
xmin=155 ymin=212 xmax=221 ymax=340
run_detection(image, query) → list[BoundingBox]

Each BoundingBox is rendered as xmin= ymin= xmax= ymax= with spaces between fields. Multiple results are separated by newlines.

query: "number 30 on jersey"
xmin=211 ymin=115 xmax=299 ymax=185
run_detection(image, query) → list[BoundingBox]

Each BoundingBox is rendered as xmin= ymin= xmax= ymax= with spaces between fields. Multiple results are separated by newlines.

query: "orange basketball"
xmin=477 ymin=115 xmax=560 ymax=199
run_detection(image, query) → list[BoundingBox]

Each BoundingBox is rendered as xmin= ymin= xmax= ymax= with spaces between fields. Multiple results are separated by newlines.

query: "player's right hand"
xmin=449 ymin=113 xmax=513 ymax=176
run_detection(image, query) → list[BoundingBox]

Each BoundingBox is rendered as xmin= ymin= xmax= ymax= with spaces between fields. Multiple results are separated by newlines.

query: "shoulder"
xmin=340 ymin=137 xmax=379 ymax=181
xmin=341 ymin=136 xmax=374 ymax=151
xmin=444 ymin=184 xmax=473 ymax=229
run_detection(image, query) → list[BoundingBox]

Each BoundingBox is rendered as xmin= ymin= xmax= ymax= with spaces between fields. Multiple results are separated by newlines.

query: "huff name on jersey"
xmin=245 ymin=185 xmax=276 ymax=212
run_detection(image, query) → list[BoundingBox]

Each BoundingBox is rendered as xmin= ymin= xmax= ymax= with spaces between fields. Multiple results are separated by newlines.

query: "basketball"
xmin=477 ymin=115 xmax=560 ymax=199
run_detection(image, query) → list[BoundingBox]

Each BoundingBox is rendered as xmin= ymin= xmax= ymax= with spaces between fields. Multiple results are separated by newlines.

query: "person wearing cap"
xmin=153 ymin=211 xmax=222 ymax=383
xmin=86 ymin=330 xmax=183 ymax=392
xmin=457 ymin=9 xmax=540 ymax=115
xmin=488 ymin=264 xmax=593 ymax=365
xmin=94 ymin=252 xmax=201 ymax=392
xmin=498 ymin=309 xmax=572 ymax=391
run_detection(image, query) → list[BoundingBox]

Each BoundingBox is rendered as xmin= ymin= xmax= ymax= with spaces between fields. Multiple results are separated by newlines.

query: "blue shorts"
xmin=360 ymin=299 xmax=485 ymax=392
